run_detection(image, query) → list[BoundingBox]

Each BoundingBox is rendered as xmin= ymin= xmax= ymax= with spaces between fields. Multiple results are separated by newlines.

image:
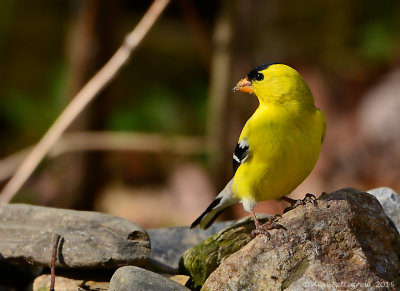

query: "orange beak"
xmin=233 ymin=77 xmax=254 ymax=93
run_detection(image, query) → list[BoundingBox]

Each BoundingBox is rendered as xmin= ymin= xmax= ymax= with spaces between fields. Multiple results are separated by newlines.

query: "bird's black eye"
xmin=255 ymin=73 xmax=264 ymax=81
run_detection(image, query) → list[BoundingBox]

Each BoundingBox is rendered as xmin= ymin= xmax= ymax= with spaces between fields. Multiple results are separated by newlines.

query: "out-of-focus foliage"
xmin=2 ymin=0 xmax=399 ymax=152
xmin=108 ymin=81 xmax=207 ymax=134
xmin=0 ymin=0 xmax=68 ymax=152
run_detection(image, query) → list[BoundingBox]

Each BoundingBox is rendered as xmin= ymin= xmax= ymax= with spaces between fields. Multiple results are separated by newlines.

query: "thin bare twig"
xmin=0 ymin=132 xmax=206 ymax=182
xmin=50 ymin=234 xmax=61 ymax=291
xmin=0 ymin=0 xmax=170 ymax=204
xmin=49 ymin=132 xmax=206 ymax=156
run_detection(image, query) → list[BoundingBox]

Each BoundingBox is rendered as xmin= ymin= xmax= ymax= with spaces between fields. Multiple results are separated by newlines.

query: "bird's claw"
xmin=304 ymin=193 xmax=318 ymax=206
xmin=251 ymin=214 xmax=286 ymax=238
xmin=283 ymin=193 xmax=318 ymax=213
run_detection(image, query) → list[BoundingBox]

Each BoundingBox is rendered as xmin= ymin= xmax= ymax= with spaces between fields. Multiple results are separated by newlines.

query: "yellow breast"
xmin=232 ymin=104 xmax=324 ymax=203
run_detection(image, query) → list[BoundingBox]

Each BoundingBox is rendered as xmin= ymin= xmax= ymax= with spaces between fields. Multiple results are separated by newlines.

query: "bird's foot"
xmin=282 ymin=193 xmax=317 ymax=213
xmin=251 ymin=214 xmax=286 ymax=239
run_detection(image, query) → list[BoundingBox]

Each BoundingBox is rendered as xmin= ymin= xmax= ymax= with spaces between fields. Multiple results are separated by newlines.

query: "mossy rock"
xmin=180 ymin=215 xmax=270 ymax=288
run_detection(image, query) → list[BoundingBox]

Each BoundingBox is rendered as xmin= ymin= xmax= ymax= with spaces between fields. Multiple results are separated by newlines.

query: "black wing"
xmin=233 ymin=139 xmax=249 ymax=175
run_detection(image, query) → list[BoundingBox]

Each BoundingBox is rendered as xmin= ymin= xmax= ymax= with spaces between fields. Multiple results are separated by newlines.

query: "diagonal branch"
xmin=0 ymin=0 xmax=170 ymax=204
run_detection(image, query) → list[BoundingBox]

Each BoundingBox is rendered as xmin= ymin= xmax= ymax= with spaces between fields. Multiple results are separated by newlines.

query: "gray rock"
xmin=147 ymin=221 xmax=232 ymax=273
xmin=0 ymin=204 xmax=150 ymax=268
xmin=202 ymin=188 xmax=400 ymax=290
xmin=368 ymin=187 xmax=400 ymax=232
xmin=109 ymin=266 xmax=190 ymax=291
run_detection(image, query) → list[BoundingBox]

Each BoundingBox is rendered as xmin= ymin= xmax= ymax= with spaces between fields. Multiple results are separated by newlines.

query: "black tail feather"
xmin=203 ymin=209 xmax=224 ymax=229
xmin=190 ymin=197 xmax=222 ymax=229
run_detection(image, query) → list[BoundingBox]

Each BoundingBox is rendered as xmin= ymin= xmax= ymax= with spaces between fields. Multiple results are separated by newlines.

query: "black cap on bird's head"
xmin=233 ymin=62 xmax=278 ymax=93
xmin=234 ymin=62 xmax=316 ymax=107
xmin=247 ymin=63 xmax=278 ymax=81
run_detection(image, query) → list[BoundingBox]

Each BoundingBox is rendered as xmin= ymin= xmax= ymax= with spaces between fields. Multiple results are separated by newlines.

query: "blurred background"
xmin=1 ymin=0 xmax=400 ymax=228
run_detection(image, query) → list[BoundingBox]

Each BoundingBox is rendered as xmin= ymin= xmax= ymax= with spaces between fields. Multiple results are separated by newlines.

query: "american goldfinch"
xmin=191 ymin=63 xmax=326 ymax=237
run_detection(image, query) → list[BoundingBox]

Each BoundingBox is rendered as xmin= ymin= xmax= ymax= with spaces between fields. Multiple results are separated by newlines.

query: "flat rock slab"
xmin=202 ymin=188 xmax=400 ymax=290
xmin=0 ymin=204 xmax=150 ymax=268
xmin=109 ymin=266 xmax=190 ymax=291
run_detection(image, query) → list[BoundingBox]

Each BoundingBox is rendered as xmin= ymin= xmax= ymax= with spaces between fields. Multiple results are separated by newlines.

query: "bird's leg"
xmin=281 ymin=193 xmax=317 ymax=213
xmin=250 ymin=210 xmax=286 ymax=239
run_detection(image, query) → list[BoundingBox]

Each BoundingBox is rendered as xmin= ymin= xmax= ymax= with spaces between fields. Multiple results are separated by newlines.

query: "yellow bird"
xmin=191 ymin=63 xmax=326 ymax=237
